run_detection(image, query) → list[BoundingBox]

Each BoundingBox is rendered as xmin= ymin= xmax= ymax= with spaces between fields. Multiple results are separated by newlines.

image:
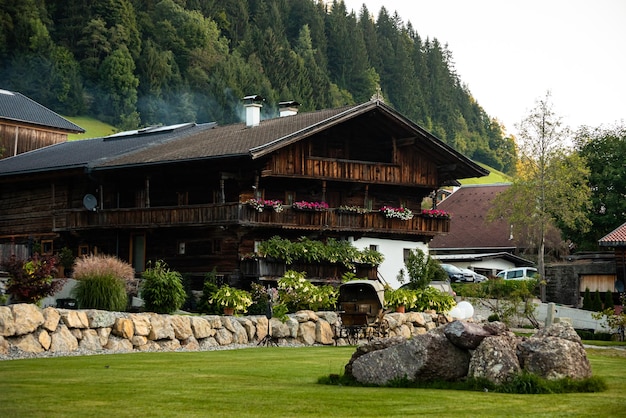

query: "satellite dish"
xmin=83 ymin=194 xmax=98 ymax=211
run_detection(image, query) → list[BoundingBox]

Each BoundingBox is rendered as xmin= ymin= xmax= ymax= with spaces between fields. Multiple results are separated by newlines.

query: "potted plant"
xmin=385 ymin=288 xmax=417 ymax=313
xmin=380 ymin=206 xmax=414 ymax=220
xmin=57 ymin=246 xmax=75 ymax=278
xmin=210 ymin=285 xmax=253 ymax=315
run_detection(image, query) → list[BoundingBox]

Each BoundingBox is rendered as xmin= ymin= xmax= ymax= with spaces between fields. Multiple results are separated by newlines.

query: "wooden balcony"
xmin=56 ymin=204 xmax=450 ymax=236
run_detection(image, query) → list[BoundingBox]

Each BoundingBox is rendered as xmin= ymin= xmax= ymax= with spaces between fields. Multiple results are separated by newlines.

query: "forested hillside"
xmin=0 ymin=0 xmax=516 ymax=173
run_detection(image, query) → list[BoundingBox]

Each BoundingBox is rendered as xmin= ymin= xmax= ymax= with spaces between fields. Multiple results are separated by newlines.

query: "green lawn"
xmin=64 ymin=116 xmax=117 ymax=140
xmin=0 ymin=346 xmax=624 ymax=417
xmin=460 ymin=162 xmax=511 ymax=185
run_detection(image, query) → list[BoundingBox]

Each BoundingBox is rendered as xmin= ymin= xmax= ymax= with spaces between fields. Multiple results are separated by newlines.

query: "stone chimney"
xmin=242 ymin=95 xmax=264 ymax=127
xmin=279 ymin=101 xmax=300 ymax=117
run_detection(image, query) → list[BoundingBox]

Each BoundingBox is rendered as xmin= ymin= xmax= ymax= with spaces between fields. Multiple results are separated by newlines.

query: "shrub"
xmin=73 ymin=254 xmax=137 ymax=296
xmin=72 ymin=274 xmax=128 ymax=311
xmin=210 ymin=285 xmax=253 ymax=314
xmin=198 ymin=269 xmax=221 ymax=314
xmin=71 ymin=254 xmax=134 ymax=311
xmin=4 ymin=254 xmax=64 ymax=304
xmin=603 ymin=291 xmax=614 ymax=310
xmin=140 ymin=260 xmax=187 ymax=314
xmin=592 ymin=290 xmax=603 ymax=312
xmin=277 ymin=270 xmax=337 ymax=312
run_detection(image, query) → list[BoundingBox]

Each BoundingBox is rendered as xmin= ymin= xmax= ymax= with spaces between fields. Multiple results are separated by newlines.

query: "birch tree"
xmin=490 ymin=92 xmax=591 ymax=299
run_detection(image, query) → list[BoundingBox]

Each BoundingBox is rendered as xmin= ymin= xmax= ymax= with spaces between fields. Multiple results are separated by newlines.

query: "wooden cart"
xmin=335 ymin=280 xmax=388 ymax=344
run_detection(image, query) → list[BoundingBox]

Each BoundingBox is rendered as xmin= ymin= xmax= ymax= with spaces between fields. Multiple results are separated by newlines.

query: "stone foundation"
xmin=0 ymin=304 xmax=447 ymax=358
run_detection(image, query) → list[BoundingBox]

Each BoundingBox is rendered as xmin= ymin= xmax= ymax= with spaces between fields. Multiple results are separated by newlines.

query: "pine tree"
xmin=603 ymin=291 xmax=614 ymax=310
xmin=592 ymin=290 xmax=603 ymax=312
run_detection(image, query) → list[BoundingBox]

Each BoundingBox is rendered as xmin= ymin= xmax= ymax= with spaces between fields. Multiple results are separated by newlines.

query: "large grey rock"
xmin=534 ymin=322 xmax=582 ymax=343
xmin=444 ymin=320 xmax=493 ymax=350
xmin=517 ymin=335 xmax=592 ymax=380
xmin=349 ymin=330 xmax=470 ymax=385
xmin=84 ymin=310 xmax=117 ymax=328
xmin=79 ymin=329 xmax=103 ymax=351
xmin=468 ymin=334 xmax=521 ymax=384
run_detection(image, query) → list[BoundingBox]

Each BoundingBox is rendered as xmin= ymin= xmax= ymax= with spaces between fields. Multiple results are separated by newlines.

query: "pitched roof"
xmin=429 ymin=184 xmax=517 ymax=250
xmin=0 ymin=100 xmax=488 ymax=181
xmin=0 ymin=89 xmax=85 ymax=133
xmin=598 ymin=222 xmax=626 ymax=247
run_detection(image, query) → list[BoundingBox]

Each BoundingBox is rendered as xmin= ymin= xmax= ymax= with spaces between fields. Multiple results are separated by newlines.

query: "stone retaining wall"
xmin=0 ymin=304 xmax=446 ymax=357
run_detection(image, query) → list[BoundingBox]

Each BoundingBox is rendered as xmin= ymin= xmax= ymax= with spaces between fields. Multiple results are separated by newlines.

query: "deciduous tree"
xmin=489 ymin=92 xmax=591 ymax=298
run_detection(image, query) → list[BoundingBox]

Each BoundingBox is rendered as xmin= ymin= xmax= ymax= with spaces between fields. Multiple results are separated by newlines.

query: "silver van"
xmin=495 ymin=267 xmax=539 ymax=280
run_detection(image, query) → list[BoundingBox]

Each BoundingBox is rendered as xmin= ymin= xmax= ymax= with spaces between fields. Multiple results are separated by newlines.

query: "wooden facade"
xmin=0 ymin=122 xmax=69 ymax=159
xmin=0 ymin=100 xmax=487 ymax=286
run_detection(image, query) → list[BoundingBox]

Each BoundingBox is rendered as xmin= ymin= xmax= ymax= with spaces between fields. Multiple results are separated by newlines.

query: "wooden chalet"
xmin=0 ymin=99 xmax=488 ymax=287
xmin=0 ymin=89 xmax=85 ymax=159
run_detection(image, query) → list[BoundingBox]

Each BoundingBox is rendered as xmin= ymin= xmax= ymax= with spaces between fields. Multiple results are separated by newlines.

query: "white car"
xmin=495 ymin=267 xmax=539 ymax=280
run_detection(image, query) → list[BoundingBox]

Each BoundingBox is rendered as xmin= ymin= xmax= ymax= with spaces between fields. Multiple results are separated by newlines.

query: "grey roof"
xmin=0 ymin=100 xmax=489 ymax=181
xmin=0 ymin=89 xmax=85 ymax=133
xmin=0 ymin=123 xmax=214 ymax=176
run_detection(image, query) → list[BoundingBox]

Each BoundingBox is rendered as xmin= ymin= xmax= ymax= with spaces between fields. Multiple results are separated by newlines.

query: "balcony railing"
xmin=56 ymin=204 xmax=450 ymax=236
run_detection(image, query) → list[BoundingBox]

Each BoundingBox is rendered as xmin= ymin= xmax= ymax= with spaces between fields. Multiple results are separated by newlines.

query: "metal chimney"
xmin=242 ymin=95 xmax=264 ymax=127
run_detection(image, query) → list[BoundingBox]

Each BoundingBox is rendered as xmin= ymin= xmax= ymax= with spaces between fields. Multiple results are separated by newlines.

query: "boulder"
xmin=12 ymin=304 xmax=44 ymax=335
xmin=59 ymin=309 xmax=89 ymax=329
xmin=131 ymin=336 xmax=148 ymax=347
xmin=148 ymin=314 xmax=174 ymax=340
xmin=189 ymin=316 xmax=213 ymax=339
xmin=315 ymin=318 xmax=334 ymax=345
xmin=517 ymin=335 xmax=592 ymax=380
xmin=157 ymin=339 xmax=181 ymax=351
xmin=349 ymin=330 xmax=470 ymax=385
xmin=214 ymin=327 xmax=233 ymax=345
xmin=97 ymin=328 xmax=112 ymax=346
xmin=534 ymin=322 xmax=582 ymax=343
xmin=0 ymin=306 xmax=15 ymax=336
xmin=468 ymin=334 xmax=521 ymax=384
xmin=255 ymin=317 xmax=269 ymax=341
xmin=84 ymin=310 xmax=117 ymax=328
xmin=80 ymin=329 xmax=103 ymax=351
xmin=104 ymin=335 xmax=133 ymax=352
xmin=42 ymin=307 xmax=61 ymax=332
xmin=181 ymin=336 xmax=200 ymax=350
xmin=129 ymin=313 xmax=151 ymax=336
xmin=298 ymin=321 xmax=316 ymax=345
xmin=270 ymin=318 xmax=291 ymax=338
xmin=38 ymin=329 xmax=52 ymax=350
xmin=294 ymin=310 xmax=318 ymax=323
xmin=317 ymin=311 xmax=338 ymax=326
xmin=170 ymin=315 xmax=193 ymax=340
xmin=112 ymin=318 xmax=134 ymax=339
xmin=49 ymin=324 xmax=79 ymax=352
xmin=12 ymin=333 xmax=45 ymax=353
xmin=235 ymin=317 xmax=256 ymax=341
xmin=444 ymin=320 xmax=493 ymax=350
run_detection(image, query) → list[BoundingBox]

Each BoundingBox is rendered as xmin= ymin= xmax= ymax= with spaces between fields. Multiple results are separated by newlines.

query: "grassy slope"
xmin=460 ymin=162 xmax=511 ymax=185
xmin=0 ymin=346 xmax=624 ymax=417
xmin=64 ymin=116 xmax=117 ymax=140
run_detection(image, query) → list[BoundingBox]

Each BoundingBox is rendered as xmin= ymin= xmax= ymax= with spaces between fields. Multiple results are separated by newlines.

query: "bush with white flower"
xmin=247 ymin=198 xmax=284 ymax=213
xmin=210 ymin=285 xmax=253 ymax=314
xmin=380 ymin=205 xmax=414 ymax=220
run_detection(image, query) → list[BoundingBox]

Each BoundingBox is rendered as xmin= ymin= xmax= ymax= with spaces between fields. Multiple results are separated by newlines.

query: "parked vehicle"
xmin=459 ymin=267 xmax=488 ymax=283
xmin=439 ymin=263 xmax=465 ymax=282
xmin=428 ymin=281 xmax=456 ymax=297
xmin=495 ymin=267 xmax=539 ymax=280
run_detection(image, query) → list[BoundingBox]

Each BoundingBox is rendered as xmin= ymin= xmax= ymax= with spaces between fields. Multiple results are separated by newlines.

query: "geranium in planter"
xmin=292 ymin=201 xmax=329 ymax=211
xmin=210 ymin=285 xmax=253 ymax=315
xmin=421 ymin=209 xmax=451 ymax=219
xmin=380 ymin=205 xmax=414 ymax=220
